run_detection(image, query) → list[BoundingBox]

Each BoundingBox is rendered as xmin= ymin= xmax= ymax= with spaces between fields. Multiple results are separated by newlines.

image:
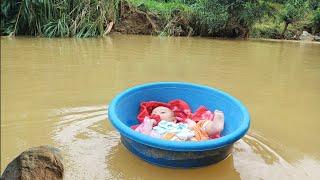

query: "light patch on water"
xmin=292 ymin=157 xmax=320 ymax=180
xmin=52 ymin=105 xmax=107 ymax=115
xmin=52 ymin=105 xmax=120 ymax=180
xmin=233 ymin=133 xmax=320 ymax=180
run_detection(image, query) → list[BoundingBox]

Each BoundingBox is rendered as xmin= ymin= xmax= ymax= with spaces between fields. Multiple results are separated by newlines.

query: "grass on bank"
xmin=1 ymin=0 xmax=119 ymax=37
xmin=128 ymin=0 xmax=192 ymax=20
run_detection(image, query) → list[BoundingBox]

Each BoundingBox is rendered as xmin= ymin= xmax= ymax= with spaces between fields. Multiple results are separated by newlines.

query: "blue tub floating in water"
xmin=108 ymin=82 xmax=250 ymax=168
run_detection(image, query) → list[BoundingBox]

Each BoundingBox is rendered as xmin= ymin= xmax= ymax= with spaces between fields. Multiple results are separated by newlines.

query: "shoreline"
xmin=2 ymin=34 xmax=320 ymax=44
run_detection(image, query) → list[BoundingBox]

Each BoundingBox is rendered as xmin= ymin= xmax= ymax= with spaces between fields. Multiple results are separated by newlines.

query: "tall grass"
xmin=128 ymin=0 xmax=192 ymax=20
xmin=0 ymin=0 xmax=119 ymax=37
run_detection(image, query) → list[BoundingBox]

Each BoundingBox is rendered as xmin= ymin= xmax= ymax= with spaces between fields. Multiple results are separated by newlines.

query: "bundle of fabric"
xmin=131 ymin=100 xmax=224 ymax=141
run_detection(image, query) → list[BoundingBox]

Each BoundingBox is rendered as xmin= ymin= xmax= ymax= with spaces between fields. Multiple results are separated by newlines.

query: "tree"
xmin=192 ymin=0 xmax=274 ymax=38
xmin=312 ymin=8 xmax=320 ymax=33
xmin=236 ymin=0 xmax=275 ymax=38
xmin=280 ymin=0 xmax=307 ymax=38
xmin=192 ymin=0 xmax=228 ymax=36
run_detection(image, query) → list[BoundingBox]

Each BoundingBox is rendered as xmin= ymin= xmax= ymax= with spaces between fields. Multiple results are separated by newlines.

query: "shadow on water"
xmin=51 ymin=104 xmax=320 ymax=180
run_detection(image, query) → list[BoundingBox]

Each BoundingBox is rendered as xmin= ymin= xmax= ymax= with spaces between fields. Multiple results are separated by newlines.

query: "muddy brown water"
xmin=1 ymin=35 xmax=320 ymax=179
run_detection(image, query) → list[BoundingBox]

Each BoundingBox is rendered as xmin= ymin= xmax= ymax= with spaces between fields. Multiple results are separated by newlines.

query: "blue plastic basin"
xmin=108 ymin=82 xmax=250 ymax=168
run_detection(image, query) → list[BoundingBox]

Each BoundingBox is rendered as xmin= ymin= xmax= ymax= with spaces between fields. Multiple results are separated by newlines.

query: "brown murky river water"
xmin=1 ymin=35 xmax=320 ymax=179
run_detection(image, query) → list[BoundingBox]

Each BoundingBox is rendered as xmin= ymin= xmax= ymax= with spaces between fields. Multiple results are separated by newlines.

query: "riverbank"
xmin=115 ymin=0 xmax=320 ymax=42
xmin=1 ymin=0 xmax=319 ymax=41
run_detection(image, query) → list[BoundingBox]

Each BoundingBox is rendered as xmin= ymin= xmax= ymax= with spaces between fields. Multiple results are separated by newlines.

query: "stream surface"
xmin=1 ymin=35 xmax=320 ymax=179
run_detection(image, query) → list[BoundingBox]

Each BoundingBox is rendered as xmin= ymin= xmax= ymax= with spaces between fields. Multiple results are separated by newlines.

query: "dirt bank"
xmin=114 ymin=1 xmax=192 ymax=36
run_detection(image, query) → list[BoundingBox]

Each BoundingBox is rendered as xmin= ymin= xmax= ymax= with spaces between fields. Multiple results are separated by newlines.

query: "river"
xmin=1 ymin=35 xmax=320 ymax=179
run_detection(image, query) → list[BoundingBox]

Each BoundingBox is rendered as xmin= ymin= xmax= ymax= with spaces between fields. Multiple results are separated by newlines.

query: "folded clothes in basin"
xmin=132 ymin=100 xmax=224 ymax=141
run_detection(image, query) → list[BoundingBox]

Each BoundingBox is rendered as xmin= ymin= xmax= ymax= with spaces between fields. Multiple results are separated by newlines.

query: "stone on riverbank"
xmin=1 ymin=146 xmax=64 ymax=180
xmin=299 ymin=31 xmax=315 ymax=41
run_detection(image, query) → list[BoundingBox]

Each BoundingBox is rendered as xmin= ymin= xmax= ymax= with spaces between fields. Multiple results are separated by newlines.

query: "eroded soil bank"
xmin=113 ymin=1 xmax=319 ymax=42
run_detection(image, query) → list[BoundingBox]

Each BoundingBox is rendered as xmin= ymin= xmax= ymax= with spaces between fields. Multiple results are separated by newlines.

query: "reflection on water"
xmin=234 ymin=135 xmax=320 ymax=180
xmin=1 ymin=36 xmax=320 ymax=179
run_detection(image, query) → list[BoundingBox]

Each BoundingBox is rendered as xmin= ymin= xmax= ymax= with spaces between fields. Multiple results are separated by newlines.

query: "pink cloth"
xmin=134 ymin=117 xmax=154 ymax=135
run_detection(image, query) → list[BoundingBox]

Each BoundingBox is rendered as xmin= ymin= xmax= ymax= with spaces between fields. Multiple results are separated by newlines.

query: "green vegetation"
xmin=280 ymin=0 xmax=307 ymax=37
xmin=1 ymin=0 xmax=119 ymax=37
xmin=251 ymin=0 xmax=320 ymax=39
xmin=128 ymin=0 xmax=319 ymax=38
xmin=1 ymin=0 xmax=319 ymax=38
xmin=191 ymin=0 xmax=275 ymax=37
xmin=311 ymin=6 xmax=320 ymax=33
xmin=129 ymin=0 xmax=191 ymax=20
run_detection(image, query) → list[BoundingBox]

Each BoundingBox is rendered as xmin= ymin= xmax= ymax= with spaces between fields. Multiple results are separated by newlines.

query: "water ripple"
xmin=51 ymin=105 xmax=320 ymax=180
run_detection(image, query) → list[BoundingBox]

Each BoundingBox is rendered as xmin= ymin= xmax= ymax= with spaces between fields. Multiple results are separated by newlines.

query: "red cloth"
xmin=130 ymin=124 xmax=140 ymax=130
xmin=168 ymin=100 xmax=192 ymax=122
xmin=137 ymin=101 xmax=171 ymax=124
xmin=210 ymin=134 xmax=221 ymax=139
xmin=192 ymin=106 xmax=214 ymax=122
xmin=136 ymin=100 xmax=192 ymax=124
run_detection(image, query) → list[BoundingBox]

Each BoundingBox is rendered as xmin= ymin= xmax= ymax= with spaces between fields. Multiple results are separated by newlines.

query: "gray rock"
xmin=314 ymin=35 xmax=320 ymax=42
xmin=1 ymin=146 xmax=64 ymax=180
xmin=300 ymin=31 xmax=314 ymax=41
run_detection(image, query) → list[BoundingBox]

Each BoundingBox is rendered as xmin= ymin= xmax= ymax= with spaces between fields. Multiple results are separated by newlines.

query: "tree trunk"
xmin=243 ymin=28 xmax=250 ymax=39
xmin=281 ymin=22 xmax=289 ymax=39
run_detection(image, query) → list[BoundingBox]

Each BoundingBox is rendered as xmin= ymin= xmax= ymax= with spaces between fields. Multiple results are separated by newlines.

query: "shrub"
xmin=0 ymin=0 xmax=119 ymax=37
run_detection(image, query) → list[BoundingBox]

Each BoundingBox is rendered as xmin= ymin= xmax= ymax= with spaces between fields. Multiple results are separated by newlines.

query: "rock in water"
xmin=1 ymin=146 xmax=64 ymax=180
xmin=299 ymin=31 xmax=314 ymax=41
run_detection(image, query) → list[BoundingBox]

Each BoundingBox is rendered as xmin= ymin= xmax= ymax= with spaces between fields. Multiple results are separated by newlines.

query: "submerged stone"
xmin=1 ymin=146 xmax=64 ymax=180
